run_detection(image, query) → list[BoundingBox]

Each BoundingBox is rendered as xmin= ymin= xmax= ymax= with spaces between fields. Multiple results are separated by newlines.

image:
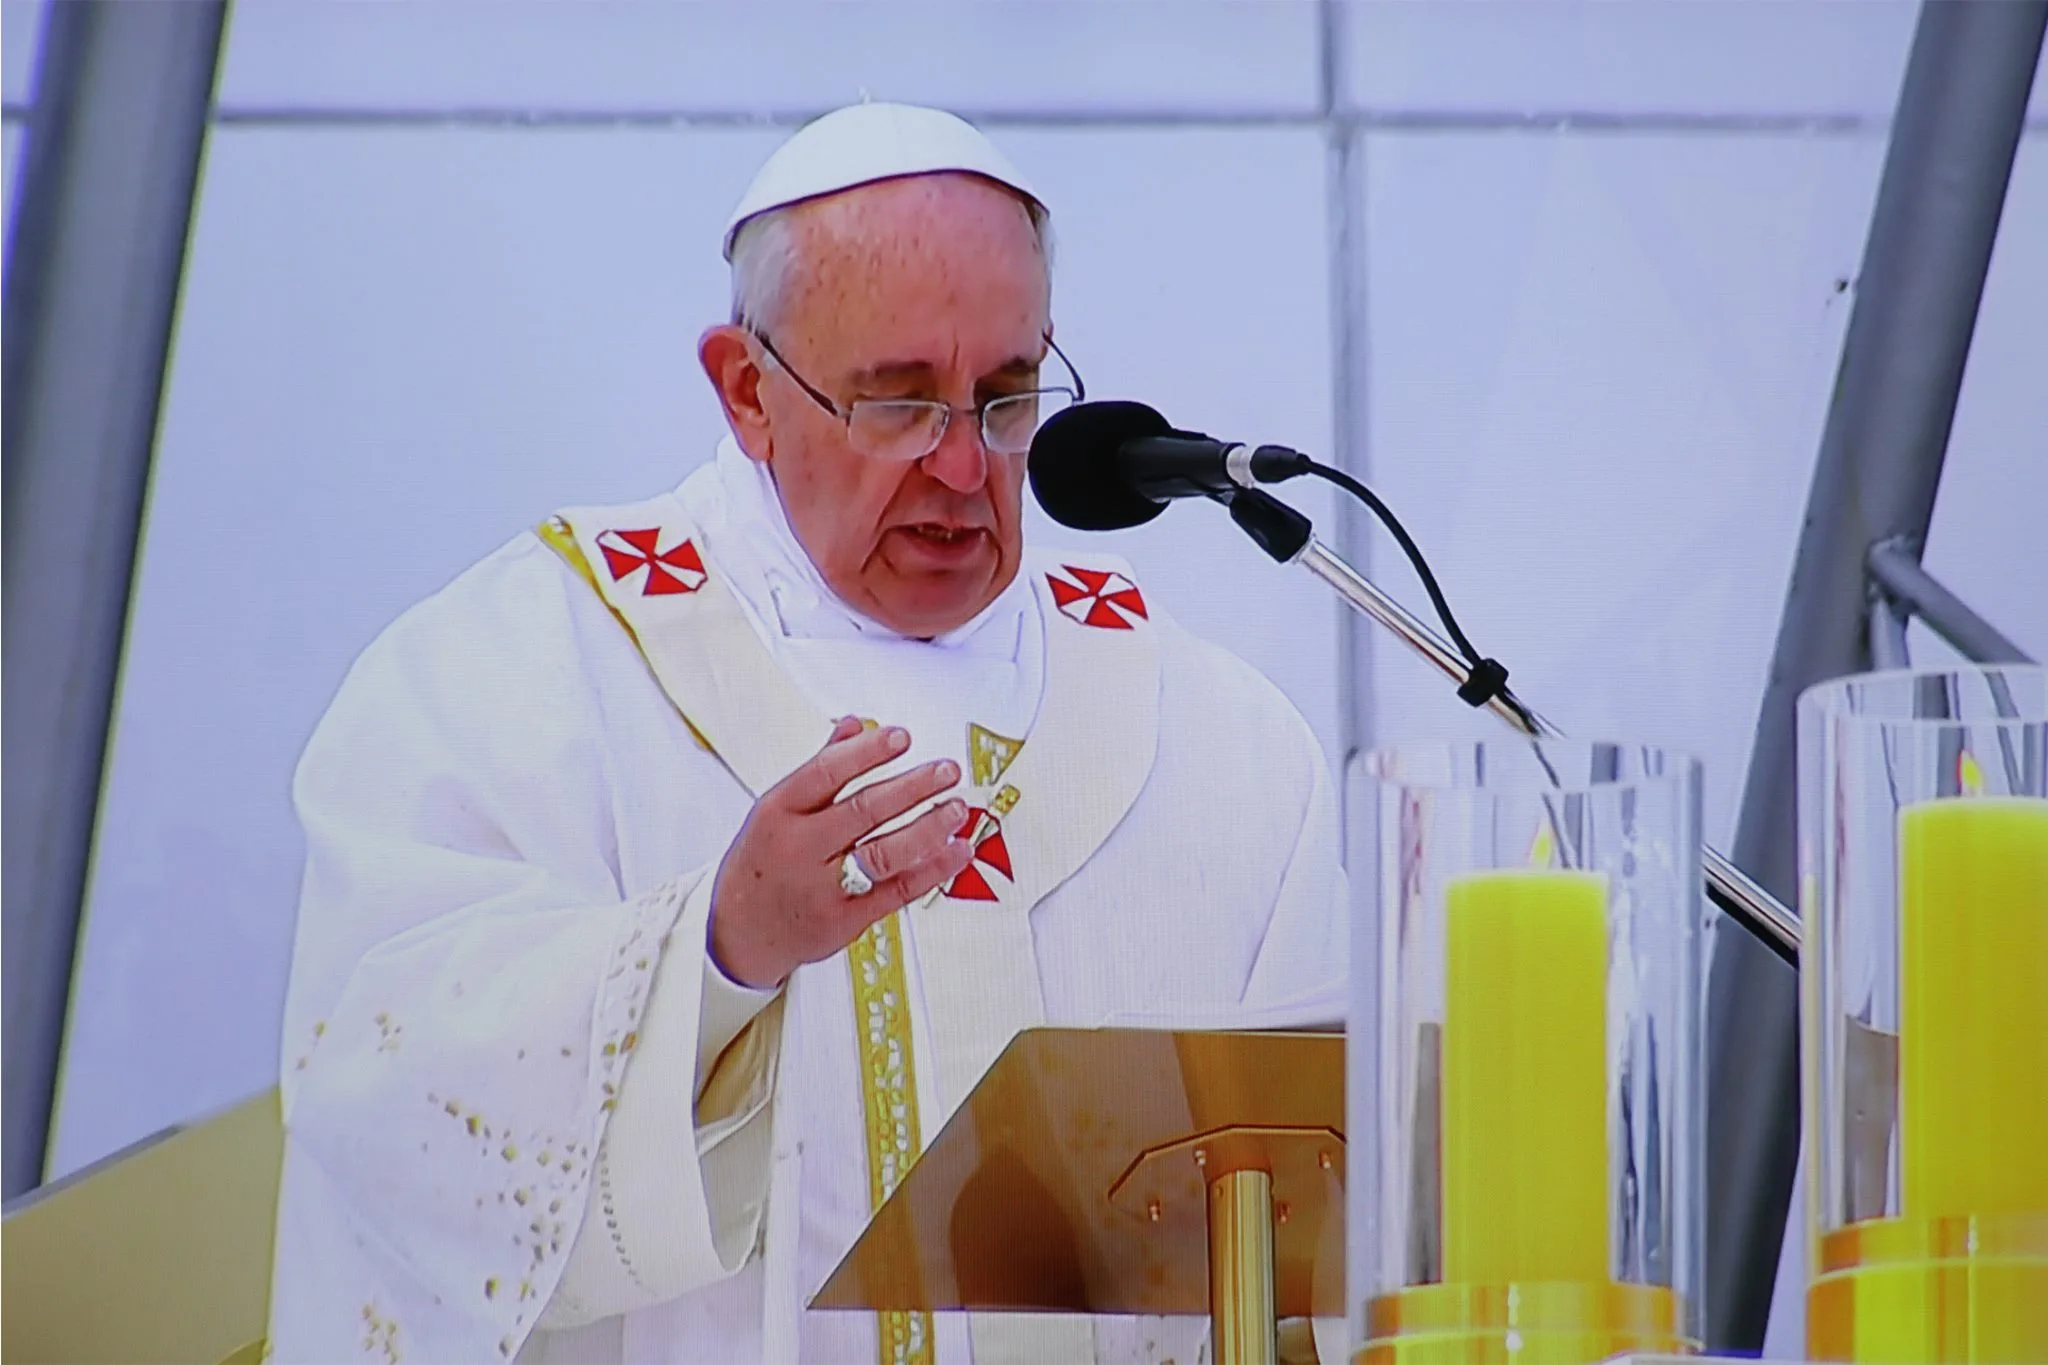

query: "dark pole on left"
xmin=1 ymin=0 xmax=229 ymax=1200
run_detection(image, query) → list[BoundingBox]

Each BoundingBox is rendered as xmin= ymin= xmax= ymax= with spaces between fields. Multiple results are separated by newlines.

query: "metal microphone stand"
xmin=1219 ymin=488 xmax=1801 ymax=964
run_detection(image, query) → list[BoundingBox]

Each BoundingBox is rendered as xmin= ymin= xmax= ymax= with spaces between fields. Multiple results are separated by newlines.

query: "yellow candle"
xmin=1899 ymin=794 xmax=2048 ymax=1220
xmin=1442 ymin=869 xmax=1610 ymax=1284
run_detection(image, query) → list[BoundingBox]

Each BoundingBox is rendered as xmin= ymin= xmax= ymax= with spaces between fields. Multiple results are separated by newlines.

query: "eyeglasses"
xmin=751 ymin=329 xmax=1085 ymax=462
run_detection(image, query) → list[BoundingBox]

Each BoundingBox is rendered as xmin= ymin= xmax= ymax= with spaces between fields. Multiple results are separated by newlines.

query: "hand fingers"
xmin=839 ymin=807 xmax=978 ymax=931
xmin=822 ymin=758 xmax=962 ymax=850
xmin=852 ymin=799 xmax=970 ymax=886
xmin=780 ymin=722 xmax=910 ymax=811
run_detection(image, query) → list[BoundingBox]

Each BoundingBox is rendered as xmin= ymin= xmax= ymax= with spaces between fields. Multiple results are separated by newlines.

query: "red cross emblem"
xmin=596 ymin=528 xmax=707 ymax=597
xmin=1047 ymin=565 xmax=1147 ymax=630
xmin=945 ymin=806 xmax=1013 ymax=903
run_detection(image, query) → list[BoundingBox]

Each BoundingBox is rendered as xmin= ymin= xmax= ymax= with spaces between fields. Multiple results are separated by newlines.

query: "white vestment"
xmin=267 ymin=440 xmax=1348 ymax=1365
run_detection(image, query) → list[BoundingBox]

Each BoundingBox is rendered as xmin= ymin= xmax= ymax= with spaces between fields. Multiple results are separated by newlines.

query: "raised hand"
xmin=708 ymin=717 xmax=973 ymax=989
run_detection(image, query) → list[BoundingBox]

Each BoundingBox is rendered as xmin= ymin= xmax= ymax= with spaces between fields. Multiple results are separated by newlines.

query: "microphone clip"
xmin=1209 ymin=487 xmax=1312 ymax=565
xmin=1456 ymin=658 xmax=1511 ymax=709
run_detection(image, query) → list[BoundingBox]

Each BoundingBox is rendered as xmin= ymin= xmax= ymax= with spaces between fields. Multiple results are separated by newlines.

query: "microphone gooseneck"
xmin=1026 ymin=398 xmax=1803 ymax=965
xmin=1294 ymin=461 xmax=1522 ymax=722
xmin=1028 ymin=400 xmax=1513 ymax=715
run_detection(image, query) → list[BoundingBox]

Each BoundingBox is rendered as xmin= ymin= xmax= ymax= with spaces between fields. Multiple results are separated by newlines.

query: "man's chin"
xmin=866 ymin=544 xmax=1015 ymax=637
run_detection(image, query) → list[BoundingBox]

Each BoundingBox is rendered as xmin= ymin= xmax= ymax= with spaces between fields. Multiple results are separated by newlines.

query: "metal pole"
xmin=1868 ymin=539 xmax=2036 ymax=665
xmin=1318 ymin=0 xmax=1378 ymax=835
xmin=1867 ymin=591 xmax=1912 ymax=671
xmin=1207 ymin=1167 xmax=1278 ymax=1365
xmin=1 ymin=0 xmax=228 ymax=1198
xmin=1707 ymin=0 xmax=2045 ymax=1349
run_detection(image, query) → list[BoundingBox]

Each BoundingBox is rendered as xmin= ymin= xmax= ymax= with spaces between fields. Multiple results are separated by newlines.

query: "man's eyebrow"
xmin=847 ymin=358 xmax=938 ymax=387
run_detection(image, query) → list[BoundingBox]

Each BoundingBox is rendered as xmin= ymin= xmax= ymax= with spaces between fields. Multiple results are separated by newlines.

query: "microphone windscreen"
xmin=1028 ymin=401 xmax=1174 ymax=531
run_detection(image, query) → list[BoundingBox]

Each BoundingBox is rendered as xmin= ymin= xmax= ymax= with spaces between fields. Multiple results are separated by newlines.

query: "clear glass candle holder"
xmin=1797 ymin=664 xmax=2048 ymax=1364
xmin=1348 ymin=741 xmax=1706 ymax=1364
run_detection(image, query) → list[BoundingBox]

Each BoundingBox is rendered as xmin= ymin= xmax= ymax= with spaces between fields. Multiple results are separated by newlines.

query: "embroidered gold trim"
xmin=535 ymin=518 xmax=714 ymax=753
xmin=967 ymin=722 xmax=1025 ymax=789
xmin=846 ymin=913 xmax=932 ymax=1365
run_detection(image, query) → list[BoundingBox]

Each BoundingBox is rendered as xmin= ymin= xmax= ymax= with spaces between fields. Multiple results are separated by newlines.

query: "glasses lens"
xmin=848 ymin=401 xmax=948 ymax=462
xmin=983 ymin=389 xmax=1073 ymax=454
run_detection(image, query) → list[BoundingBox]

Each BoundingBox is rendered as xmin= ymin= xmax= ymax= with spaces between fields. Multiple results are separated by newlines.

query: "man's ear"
xmin=699 ymin=325 xmax=773 ymax=462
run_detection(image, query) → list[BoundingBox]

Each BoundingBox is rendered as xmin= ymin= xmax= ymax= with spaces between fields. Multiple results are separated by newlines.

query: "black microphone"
xmin=1028 ymin=400 xmax=1313 ymax=531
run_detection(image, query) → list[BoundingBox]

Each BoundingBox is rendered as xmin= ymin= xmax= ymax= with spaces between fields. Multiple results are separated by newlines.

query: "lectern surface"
xmin=1 ymin=1089 xmax=280 ymax=1365
xmin=812 ymin=1027 xmax=1344 ymax=1319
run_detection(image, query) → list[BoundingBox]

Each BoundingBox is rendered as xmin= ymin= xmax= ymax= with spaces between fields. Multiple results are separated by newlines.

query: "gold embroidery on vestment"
xmin=967 ymin=722 xmax=1025 ymax=788
xmin=846 ymin=914 xmax=933 ymax=1365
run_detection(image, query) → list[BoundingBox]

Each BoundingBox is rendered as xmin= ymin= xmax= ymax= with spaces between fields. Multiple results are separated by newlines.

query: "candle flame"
xmin=1959 ymin=750 xmax=1985 ymax=797
xmin=1529 ymin=822 xmax=1556 ymax=868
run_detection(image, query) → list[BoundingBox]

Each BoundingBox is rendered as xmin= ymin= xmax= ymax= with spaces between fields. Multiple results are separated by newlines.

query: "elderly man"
xmin=268 ymin=104 xmax=1345 ymax=1365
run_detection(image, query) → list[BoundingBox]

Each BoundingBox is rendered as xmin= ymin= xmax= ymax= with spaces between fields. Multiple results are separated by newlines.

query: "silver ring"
xmin=838 ymin=850 xmax=875 ymax=898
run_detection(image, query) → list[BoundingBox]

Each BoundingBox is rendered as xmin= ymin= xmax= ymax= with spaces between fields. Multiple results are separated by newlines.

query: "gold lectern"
xmin=812 ymin=1027 xmax=1344 ymax=1365
xmin=1 ymin=1089 xmax=280 ymax=1365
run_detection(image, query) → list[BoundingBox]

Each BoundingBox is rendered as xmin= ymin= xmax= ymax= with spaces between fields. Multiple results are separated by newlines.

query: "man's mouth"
xmin=904 ymin=523 xmax=981 ymax=545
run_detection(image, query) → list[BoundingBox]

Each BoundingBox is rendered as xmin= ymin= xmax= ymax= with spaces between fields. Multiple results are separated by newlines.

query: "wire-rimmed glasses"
xmin=752 ymin=330 xmax=1084 ymax=462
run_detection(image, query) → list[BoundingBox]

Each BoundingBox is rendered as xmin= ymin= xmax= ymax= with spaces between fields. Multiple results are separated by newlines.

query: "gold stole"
xmin=847 ymin=916 xmax=931 ymax=1365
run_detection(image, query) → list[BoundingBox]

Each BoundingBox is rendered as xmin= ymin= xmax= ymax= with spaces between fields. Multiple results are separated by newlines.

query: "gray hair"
xmin=729 ymin=191 xmax=1054 ymax=334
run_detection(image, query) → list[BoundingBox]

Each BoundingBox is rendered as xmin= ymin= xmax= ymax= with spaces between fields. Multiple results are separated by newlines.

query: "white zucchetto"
xmin=723 ymin=102 xmax=1043 ymax=259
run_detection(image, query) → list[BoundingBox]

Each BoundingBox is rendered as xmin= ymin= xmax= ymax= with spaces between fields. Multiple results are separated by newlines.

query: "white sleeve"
xmin=698 ymin=943 xmax=783 ymax=1100
xmin=267 ymin=541 xmax=784 ymax=1363
xmin=540 ymin=879 xmax=787 ymax=1331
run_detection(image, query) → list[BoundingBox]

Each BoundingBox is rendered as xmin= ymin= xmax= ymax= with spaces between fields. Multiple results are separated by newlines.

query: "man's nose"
xmin=920 ymin=411 xmax=989 ymax=494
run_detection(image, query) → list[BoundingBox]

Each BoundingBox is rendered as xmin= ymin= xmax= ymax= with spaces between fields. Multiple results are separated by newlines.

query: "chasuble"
xmin=267 ymin=443 xmax=1347 ymax=1365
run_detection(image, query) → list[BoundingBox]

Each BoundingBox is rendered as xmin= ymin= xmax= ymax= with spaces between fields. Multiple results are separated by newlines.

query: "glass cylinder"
xmin=1348 ymin=741 xmax=1706 ymax=1364
xmin=1797 ymin=664 xmax=2048 ymax=1364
